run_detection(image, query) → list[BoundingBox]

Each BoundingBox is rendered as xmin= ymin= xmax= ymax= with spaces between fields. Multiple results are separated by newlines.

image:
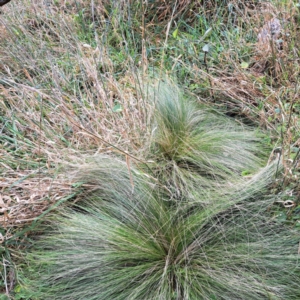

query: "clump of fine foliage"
xmin=20 ymin=156 xmax=300 ymax=300
xmin=147 ymin=81 xmax=266 ymax=195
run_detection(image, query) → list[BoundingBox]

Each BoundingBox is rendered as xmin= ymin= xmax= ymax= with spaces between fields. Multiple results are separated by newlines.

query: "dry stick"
xmin=159 ymin=0 xmax=178 ymax=77
xmin=126 ymin=154 xmax=134 ymax=191
xmin=38 ymin=95 xmax=43 ymax=191
xmin=269 ymin=37 xmax=278 ymax=80
xmin=280 ymin=82 xmax=300 ymax=187
xmin=275 ymin=98 xmax=298 ymax=187
xmin=203 ymin=50 xmax=214 ymax=100
xmin=141 ymin=1 xmax=147 ymax=76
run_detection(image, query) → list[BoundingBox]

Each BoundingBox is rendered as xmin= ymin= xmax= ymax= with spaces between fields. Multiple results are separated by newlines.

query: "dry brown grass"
xmin=0 ymin=0 xmax=299 ymax=237
xmin=0 ymin=74 xmax=151 ymax=243
xmin=0 ymin=171 xmax=71 ymax=238
xmin=0 ymin=0 xmax=298 ymax=232
xmin=0 ymin=1 xmax=154 ymax=254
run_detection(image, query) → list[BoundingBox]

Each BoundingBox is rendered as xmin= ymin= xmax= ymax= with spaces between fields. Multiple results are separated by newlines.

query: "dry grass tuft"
xmin=0 ymin=170 xmax=72 ymax=241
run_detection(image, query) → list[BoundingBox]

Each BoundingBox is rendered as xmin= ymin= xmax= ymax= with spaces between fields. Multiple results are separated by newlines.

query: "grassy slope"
xmin=0 ymin=0 xmax=299 ymax=298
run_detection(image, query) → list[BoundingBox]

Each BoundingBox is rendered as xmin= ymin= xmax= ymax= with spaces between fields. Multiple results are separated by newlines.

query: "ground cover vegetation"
xmin=0 ymin=0 xmax=299 ymax=299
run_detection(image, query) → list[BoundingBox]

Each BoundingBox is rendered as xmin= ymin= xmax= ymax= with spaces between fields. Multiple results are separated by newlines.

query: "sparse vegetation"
xmin=0 ymin=0 xmax=299 ymax=299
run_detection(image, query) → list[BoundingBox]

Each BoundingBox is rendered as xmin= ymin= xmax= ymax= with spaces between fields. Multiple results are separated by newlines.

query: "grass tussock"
xmin=147 ymin=81 xmax=266 ymax=194
xmin=20 ymin=157 xmax=299 ymax=300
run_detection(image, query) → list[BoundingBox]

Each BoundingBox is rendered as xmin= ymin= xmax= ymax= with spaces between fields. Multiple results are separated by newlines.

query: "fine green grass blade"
xmin=147 ymin=81 xmax=267 ymax=197
xmin=20 ymin=158 xmax=299 ymax=300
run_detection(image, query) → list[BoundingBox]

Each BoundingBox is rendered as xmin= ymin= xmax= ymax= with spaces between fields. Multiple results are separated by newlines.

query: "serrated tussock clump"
xmin=21 ymin=157 xmax=300 ymax=300
xmin=147 ymin=81 xmax=266 ymax=195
